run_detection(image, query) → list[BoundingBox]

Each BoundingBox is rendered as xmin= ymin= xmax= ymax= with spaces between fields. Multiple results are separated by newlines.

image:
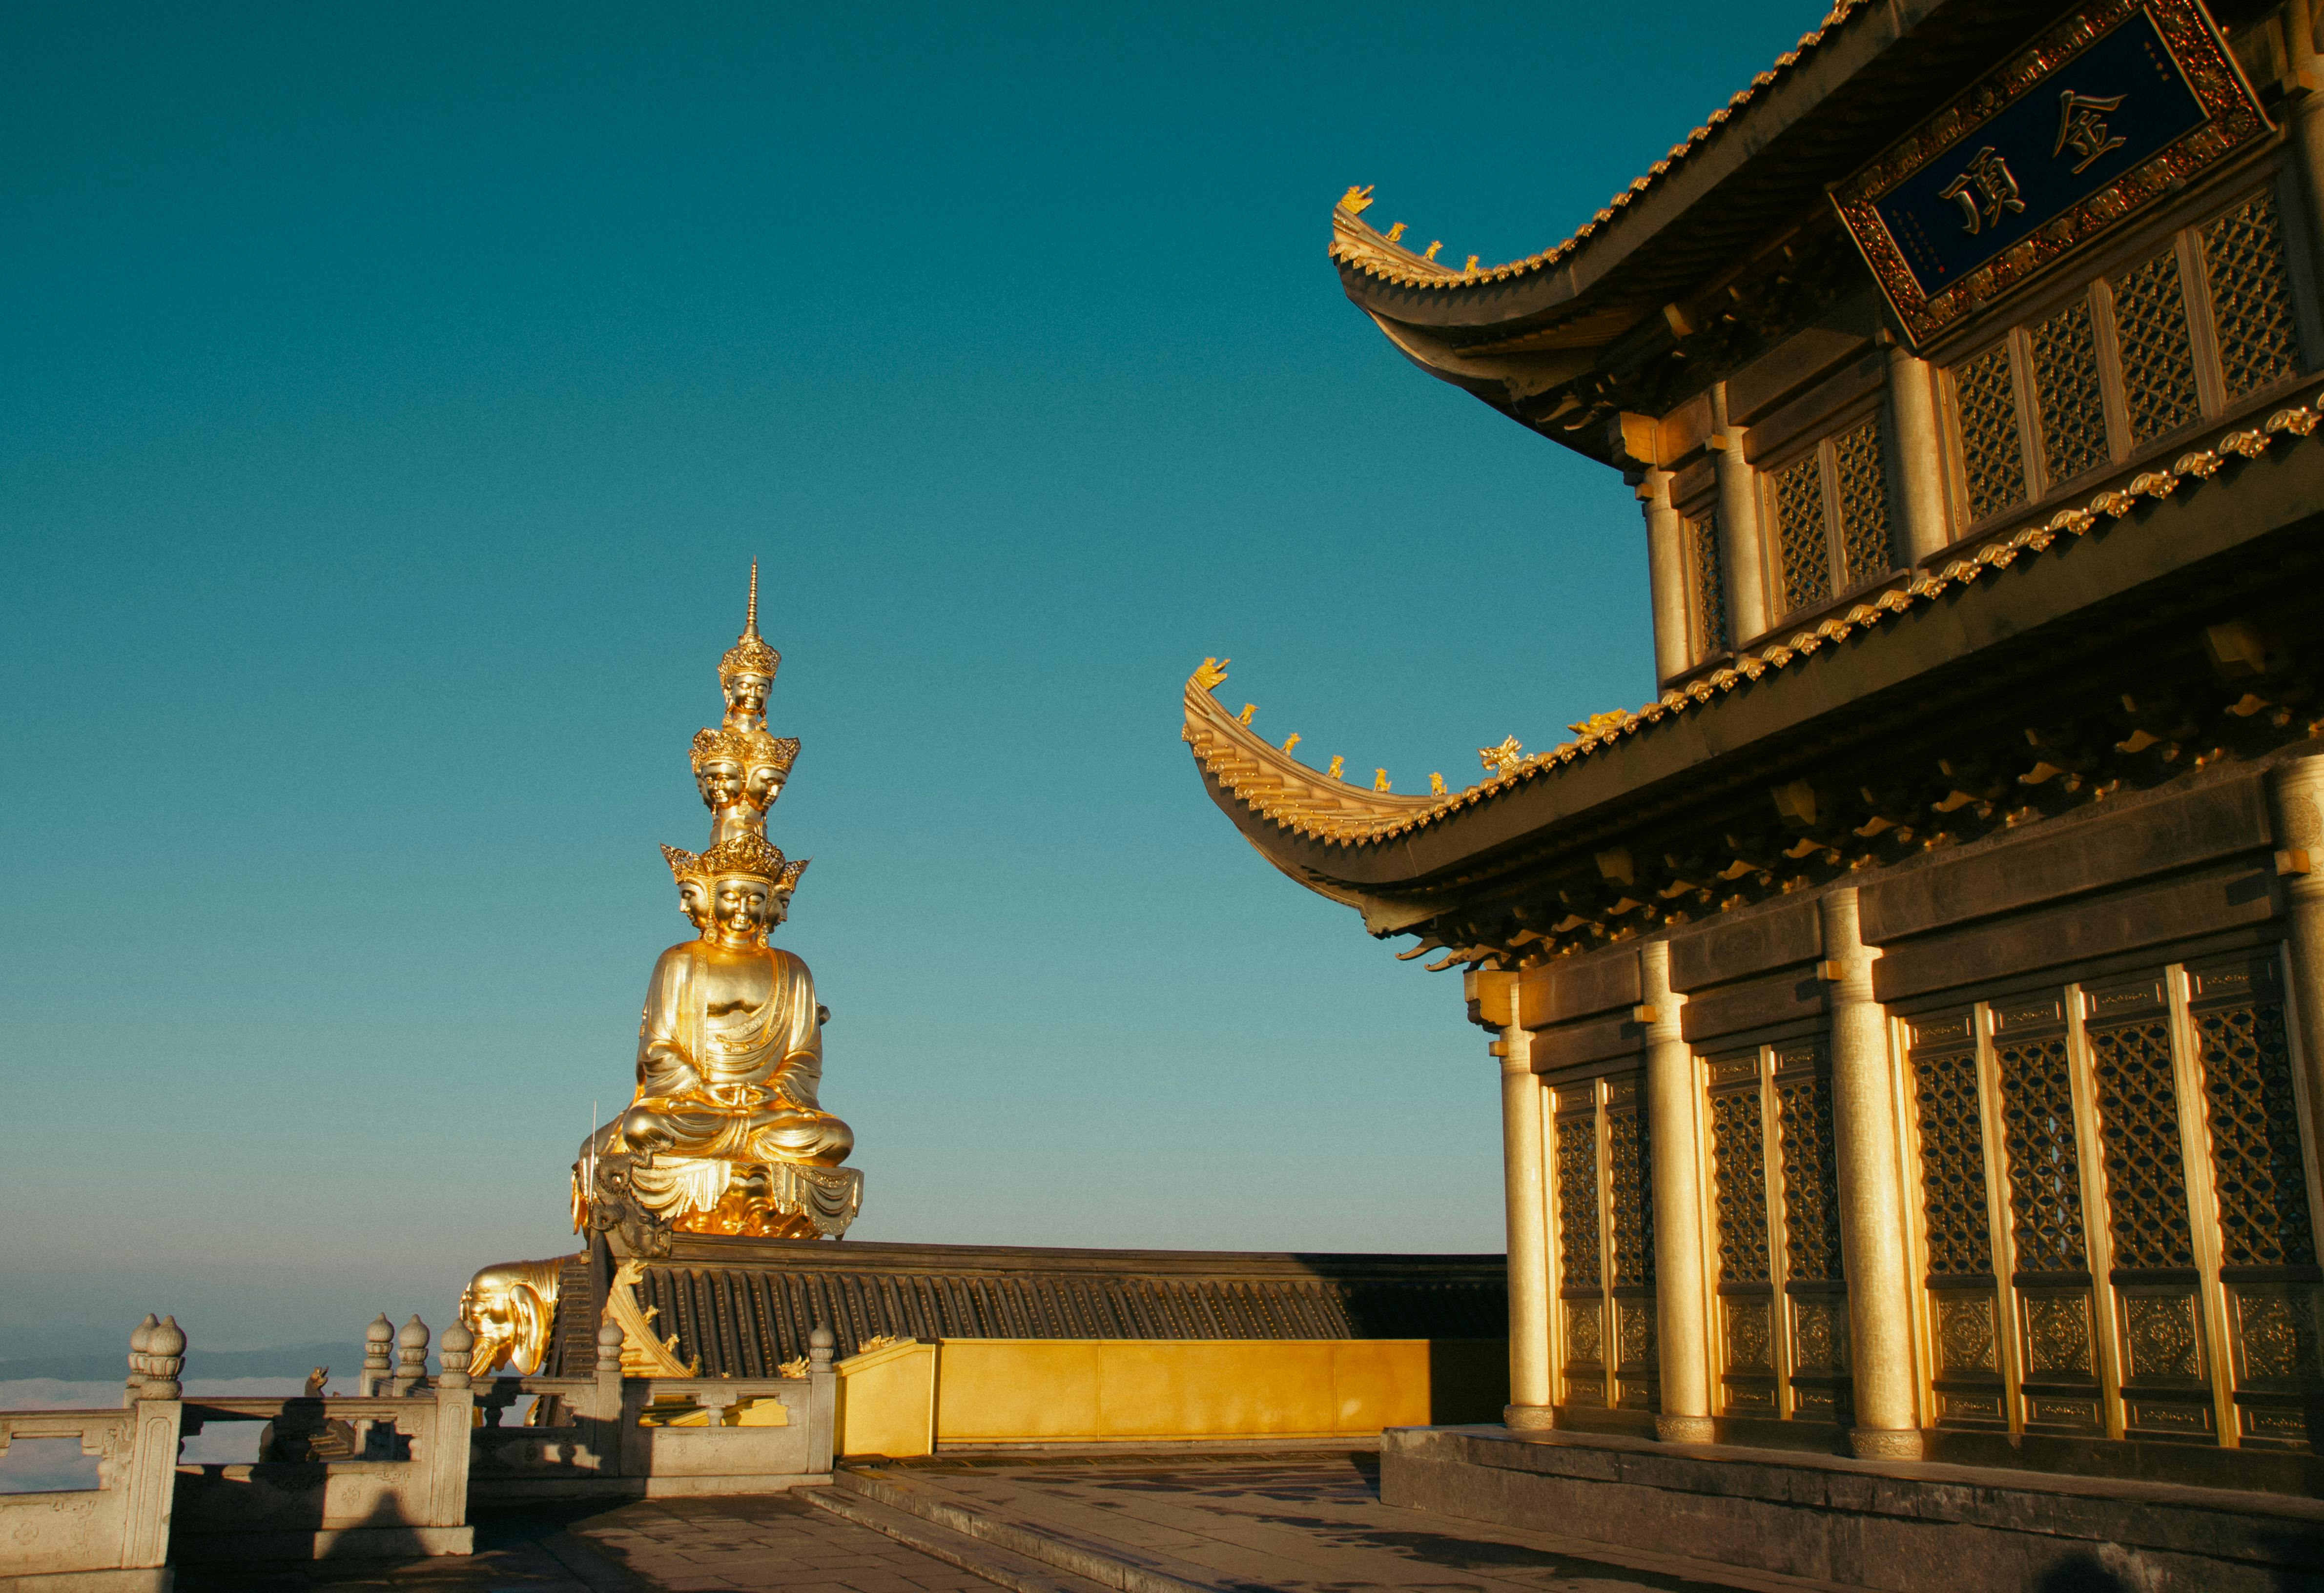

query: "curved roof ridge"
xmin=1325 ymin=0 xmax=1870 ymax=292
xmin=1184 ymin=396 xmax=2324 ymax=848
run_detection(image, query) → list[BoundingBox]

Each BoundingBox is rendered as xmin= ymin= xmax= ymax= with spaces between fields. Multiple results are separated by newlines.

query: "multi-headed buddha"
xmin=611 ymin=832 xmax=849 ymax=1178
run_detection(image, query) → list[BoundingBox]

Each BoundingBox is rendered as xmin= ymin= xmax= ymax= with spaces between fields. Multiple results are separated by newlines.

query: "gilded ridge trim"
xmin=1181 ymin=395 xmax=2324 ymax=850
xmin=1326 ymin=2 xmax=1872 ymax=292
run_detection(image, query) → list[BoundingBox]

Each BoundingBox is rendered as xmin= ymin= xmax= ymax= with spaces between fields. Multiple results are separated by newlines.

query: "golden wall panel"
xmin=1686 ymin=511 xmax=1729 ymax=656
xmin=2030 ymin=296 xmax=2109 ymax=487
xmin=2205 ymin=190 xmax=2302 ymax=402
xmin=2112 ymin=245 xmax=2202 ymax=442
xmin=1770 ymin=452 xmax=1830 ymax=618
xmin=1952 ymin=341 xmax=2025 ymax=524
xmin=1830 ymin=417 xmax=1894 ymax=587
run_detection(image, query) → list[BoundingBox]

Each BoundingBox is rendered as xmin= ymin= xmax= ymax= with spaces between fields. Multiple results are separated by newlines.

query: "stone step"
xmin=832 ymin=1465 xmax=1217 ymax=1593
xmin=802 ymin=1481 xmax=1124 ymax=1593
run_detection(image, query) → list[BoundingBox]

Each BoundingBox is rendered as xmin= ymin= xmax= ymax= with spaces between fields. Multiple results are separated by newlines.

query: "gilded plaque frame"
xmin=1830 ymin=0 xmax=2269 ymax=346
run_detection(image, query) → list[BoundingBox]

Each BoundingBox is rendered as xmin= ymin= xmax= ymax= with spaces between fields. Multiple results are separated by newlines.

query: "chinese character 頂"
xmin=1939 ymin=146 xmax=2026 ymax=236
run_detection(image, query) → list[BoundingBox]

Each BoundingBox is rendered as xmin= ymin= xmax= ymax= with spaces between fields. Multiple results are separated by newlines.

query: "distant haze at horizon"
xmin=0 ymin=0 xmax=1823 ymax=1355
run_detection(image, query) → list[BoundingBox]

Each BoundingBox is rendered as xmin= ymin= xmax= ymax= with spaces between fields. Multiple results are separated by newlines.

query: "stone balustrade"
xmin=0 ymin=1307 xmax=842 ymax=1582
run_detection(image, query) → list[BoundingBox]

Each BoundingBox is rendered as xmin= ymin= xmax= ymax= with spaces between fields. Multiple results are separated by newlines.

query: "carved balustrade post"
xmin=124 ymin=1314 xmax=156 ymax=1407
xmin=393 ymin=1315 xmax=431 ymax=1396
xmin=1820 ymin=887 xmax=1922 ymax=1457
xmin=430 ymin=1318 xmax=474 ymax=1532
xmin=119 ymin=1317 xmax=183 ymax=1575
xmin=806 ymin=1324 xmax=838 ymax=1474
xmin=1640 ymin=942 xmax=1713 ymax=1441
xmin=592 ymin=1320 xmax=626 ymax=1428
xmin=361 ymin=1313 xmax=394 ymax=1396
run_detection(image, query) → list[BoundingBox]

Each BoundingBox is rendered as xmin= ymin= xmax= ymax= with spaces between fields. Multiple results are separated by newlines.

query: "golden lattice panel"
xmin=2089 ymin=1016 xmax=2197 ymax=1272
xmin=1912 ymin=1045 xmax=1994 ymax=1278
xmin=1952 ymin=341 xmax=2025 ymax=524
xmin=2031 ymin=296 xmax=2109 ymax=488
xmin=1777 ymin=1069 xmax=1844 ymax=1285
xmin=2113 ymin=246 xmax=2202 ymax=443
xmin=1607 ymin=1101 xmax=1655 ymax=1287
xmin=1830 ymin=417 xmax=1893 ymax=588
xmin=1709 ymin=1085 xmax=1771 ymax=1285
xmin=2206 ymin=191 xmax=2303 ymax=403
xmin=1686 ymin=511 xmax=1728 ymax=655
xmin=2197 ymin=999 xmax=2315 ymax=1268
xmin=1996 ymin=1034 xmax=2088 ymax=1273
xmin=1770 ymin=452 xmax=1830 ymax=618
xmin=1556 ymin=1113 xmax=1602 ymax=1292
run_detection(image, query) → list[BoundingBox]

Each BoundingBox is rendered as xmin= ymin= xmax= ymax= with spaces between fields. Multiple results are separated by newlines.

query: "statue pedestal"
xmin=673 ymin=1161 xmax=864 ymax=1240
xmin=614 ymin=1155 xmax=863 ymax=1245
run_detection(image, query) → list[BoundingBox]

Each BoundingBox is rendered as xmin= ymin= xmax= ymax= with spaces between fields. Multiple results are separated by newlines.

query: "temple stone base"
xmin=1380 ymin=1426 xmax=2324 ymax=1593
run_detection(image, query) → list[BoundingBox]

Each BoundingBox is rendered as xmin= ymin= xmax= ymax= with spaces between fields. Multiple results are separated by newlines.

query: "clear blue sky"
xmin=1 ymin=1 xmax=1822 ymax=1355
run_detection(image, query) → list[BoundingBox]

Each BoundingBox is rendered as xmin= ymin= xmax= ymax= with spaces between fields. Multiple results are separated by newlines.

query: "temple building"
xmin=1185 ymin=0 xmax=2324 ymax=1567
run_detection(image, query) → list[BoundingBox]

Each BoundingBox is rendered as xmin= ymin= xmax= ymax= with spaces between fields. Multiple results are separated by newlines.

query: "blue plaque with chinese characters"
xmin=1832 ymin=0 xmax=2269 ymax=345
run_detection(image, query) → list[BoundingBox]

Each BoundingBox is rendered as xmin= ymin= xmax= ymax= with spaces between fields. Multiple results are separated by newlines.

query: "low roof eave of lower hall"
xmin=1182 ymin=389 xmax=2324 ymax=968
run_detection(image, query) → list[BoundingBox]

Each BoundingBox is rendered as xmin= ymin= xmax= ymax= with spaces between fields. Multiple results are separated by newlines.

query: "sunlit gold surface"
xmin=458 ymin=1258 xmax=566 ymax=1377
xmin=604 ymin=1260 xmax=700 ymax=1377
xmin=574 ymin=564 xmax=860 ymax=1251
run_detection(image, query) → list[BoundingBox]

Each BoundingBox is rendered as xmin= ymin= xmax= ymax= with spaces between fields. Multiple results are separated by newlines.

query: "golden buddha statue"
xmin=573 ymin=565 xmax=864 ymax=1255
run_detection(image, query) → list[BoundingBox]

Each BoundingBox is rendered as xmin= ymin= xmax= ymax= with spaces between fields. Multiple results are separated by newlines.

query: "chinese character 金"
xmin=1938 ymin=147 xmax=2025 ymax=237
xmin=2054 ymin=90 xmax=2128 ymax=175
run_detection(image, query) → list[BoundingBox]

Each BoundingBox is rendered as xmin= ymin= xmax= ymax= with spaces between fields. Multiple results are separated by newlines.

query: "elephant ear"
xmin=512 ymin=1285 xmax=552 ymax=1376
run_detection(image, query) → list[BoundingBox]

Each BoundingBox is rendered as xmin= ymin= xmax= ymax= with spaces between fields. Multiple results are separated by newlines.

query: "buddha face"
xmin=724 ymin=673 xmax=770 ymax=720
xmin=710 ymin=875 xmax=773 ymax=943
xmin=677 ymin=877 xmax=710 ymax=930
xmin=696 ymin=759 xmax=744 ymax=809
xmin=744 ymin=762 xmax=785 ymax=809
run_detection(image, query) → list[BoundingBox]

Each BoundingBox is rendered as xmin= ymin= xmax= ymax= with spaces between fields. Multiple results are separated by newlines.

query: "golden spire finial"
xmin=720 ymin=561 xmax=780 ymax=686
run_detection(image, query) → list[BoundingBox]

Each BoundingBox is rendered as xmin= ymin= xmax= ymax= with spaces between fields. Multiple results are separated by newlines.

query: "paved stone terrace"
xmin=174 ymin=1452 xmax=1839 ymax=1591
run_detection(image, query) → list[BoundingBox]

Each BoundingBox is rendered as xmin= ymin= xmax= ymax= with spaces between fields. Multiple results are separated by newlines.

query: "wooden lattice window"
xmin=1685 ymin=510 xmax=1728 ymax=659
xmin=2111 ymin=245 xmax=2202 ymax=444
xmin=1952 ymin=340 xmax=2027 ymax=525
xmin=1763 ymin=415 xmax=1895 ymax=620
xmin=2029 ymin=296 xmax=2109 ymax=488
xmin=2204 ymin=190 xmax=2302 ymax=403
xmin=1940 ymin=180 xmax=2307 ymax=533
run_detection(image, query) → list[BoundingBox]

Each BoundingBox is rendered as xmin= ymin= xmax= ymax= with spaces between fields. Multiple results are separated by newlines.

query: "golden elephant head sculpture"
xmin=458 ymin=1257 xmax=567 ymax=1377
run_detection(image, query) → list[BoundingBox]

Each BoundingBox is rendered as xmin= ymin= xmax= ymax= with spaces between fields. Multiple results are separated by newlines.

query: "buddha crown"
xmin=697 ymin=831 xmax=789 ymax=883
xmin=661 ymin=843 xmax=706 ymax=884
xmin=720 ymin=561 xmax=781 ymax=685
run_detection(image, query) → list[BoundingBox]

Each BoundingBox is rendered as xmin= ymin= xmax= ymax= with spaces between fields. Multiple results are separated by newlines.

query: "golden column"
xmin=1498 ymin=1001 xmax=1556 ymax=1428
xmin=1883 ymin=337 xmax=1952 ymax=565
xmin=2269 ymin=756 xmax=2324 ymax=1185
xmin=2283 ymin=0 xmax=2324 ymax=280
xmin=1641 ymin=942 xmax=1713 ymax=1441
xmin=1820 ymin=887 xmax=1922 ymax=1458
xmin=1709 ymin=382 xmax=1769 ymax=646
xmin=1638 ymin=468 xmax=1691 ymax=686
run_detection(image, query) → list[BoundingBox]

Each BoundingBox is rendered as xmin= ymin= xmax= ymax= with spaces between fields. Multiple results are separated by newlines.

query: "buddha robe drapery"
xmin=615 ymin=940 xmax=854 ymax=1167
